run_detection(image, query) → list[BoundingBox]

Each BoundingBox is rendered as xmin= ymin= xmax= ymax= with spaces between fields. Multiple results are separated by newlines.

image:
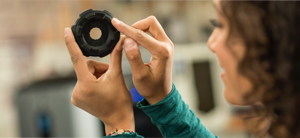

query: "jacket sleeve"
xmin=136 ymin=83 xmax=218 ymax=138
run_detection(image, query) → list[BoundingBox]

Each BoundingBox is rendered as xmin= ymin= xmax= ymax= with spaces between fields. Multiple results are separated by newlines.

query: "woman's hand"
xmin=64 ymin=28 xmax=134 ymax=134
xmin=112 ymin=16 xmax=174 ymax=105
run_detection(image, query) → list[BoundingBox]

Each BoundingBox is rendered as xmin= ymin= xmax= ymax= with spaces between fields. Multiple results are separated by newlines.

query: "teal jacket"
xmin=104 ymin=84 xmax=218 ymax=138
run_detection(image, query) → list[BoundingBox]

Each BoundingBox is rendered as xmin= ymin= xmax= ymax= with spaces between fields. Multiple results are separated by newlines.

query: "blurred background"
xmin=0 ymin=0 xmax=250 ymax=137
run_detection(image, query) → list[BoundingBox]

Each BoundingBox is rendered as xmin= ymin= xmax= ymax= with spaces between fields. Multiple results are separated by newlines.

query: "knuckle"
xmin=86 ymin=59 xmax=94 ymax=66
xmin=136 ymin=29 xmax=146 ymax=39
xmin=110 ymin=70 xmax=123 ymax=79
xmin=70 ymin=54 xmax=79 ymax=64
xmin=65 ymin=39 xmax=71 ymax=46
xmin=65 ymin=39 xmax=76 ymax=48
xmin=159 ymin=46 xmax=172 ymax=59
xmin=80 ymin=85 xmax=94 ymax=97
xmin=127 ymin=51 xmax=140 ymax=61
xmin=86 ymin=60 xmax=94 ymax=71
xmin=148 ymin=15 xmax=160 ymax=27
xmin=168 ymin=41 xmax=174 ymax=48
xmin=120 ymin=21 xmax=127 ymax=33
xmin=71 ymin=97 xmax=78 ymax=107
xmin=134 ymin=71 xmax=148 ymax=81
xmin=148 ymin=15 xmax=157 ymax=22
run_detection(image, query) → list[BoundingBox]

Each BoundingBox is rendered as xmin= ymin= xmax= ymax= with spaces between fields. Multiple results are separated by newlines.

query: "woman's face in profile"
xmin=208 ymin=0 xmax=256 ymax=105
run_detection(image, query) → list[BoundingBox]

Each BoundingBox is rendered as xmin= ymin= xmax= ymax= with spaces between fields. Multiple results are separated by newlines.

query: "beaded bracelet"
xmin=108 ymin=128 xmax=135 ymax=136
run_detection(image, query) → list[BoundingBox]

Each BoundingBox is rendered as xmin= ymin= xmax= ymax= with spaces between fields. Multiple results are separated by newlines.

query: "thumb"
xmin=124 ymin=38 xmax=146 ymax=75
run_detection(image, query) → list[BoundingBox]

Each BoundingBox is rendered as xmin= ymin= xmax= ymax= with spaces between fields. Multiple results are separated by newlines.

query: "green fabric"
xmin=136 ymin=83 xmax=218 ymax=138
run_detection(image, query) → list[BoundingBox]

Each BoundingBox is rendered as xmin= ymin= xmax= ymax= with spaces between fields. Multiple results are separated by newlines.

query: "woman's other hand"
xmin=112 ymin=16 xmax=174 ymax=105
xmin=64 ymin=28 xmax=134 ymax=134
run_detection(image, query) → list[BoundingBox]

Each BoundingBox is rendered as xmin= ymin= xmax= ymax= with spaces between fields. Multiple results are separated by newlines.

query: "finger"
xmin=124 ymin=38 xmax=148 ymax=76
xmin=108 ymin=35 xmax=126 ymax=72
xmin=86 ymin=59 xmax=109 ymax=77
xmin=131 ymin=16 xmax=170 ymax=42
xmin=112 ymin=18 xmax=163 ymax=53
xmin=64 ymin=27 xmax=90 ymax=80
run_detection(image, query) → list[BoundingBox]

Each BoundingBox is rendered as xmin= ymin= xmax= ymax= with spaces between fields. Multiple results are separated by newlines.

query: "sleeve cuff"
xmin=136 ymin=83 xmax=178 ymax=116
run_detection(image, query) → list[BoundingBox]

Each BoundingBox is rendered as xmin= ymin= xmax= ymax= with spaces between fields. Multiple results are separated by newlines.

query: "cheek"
xmin=208 ymin=27 xmax=255 ymax=105
xmin=213 ymin=37 xmax=254 ymax=105
xmin=224 ymin=47 xmax=256 ymax=105
xmin=222 ymin=55 xmax=255 ymax=105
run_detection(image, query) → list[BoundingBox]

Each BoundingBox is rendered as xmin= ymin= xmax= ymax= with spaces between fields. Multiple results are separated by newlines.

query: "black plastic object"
xmin=71 ymin=9 xmax=120 ymax=57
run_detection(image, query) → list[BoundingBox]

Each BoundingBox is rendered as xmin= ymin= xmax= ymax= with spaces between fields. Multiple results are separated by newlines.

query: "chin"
xmin=223 ymin=88 xmax=250 ymax=106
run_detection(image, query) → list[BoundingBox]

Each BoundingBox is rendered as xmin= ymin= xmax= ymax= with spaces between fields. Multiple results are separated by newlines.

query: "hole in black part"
xmin=90 ymin=27 xmax=102 ymax=40
xmin=82 ymin=20 xmax=109 ymax=47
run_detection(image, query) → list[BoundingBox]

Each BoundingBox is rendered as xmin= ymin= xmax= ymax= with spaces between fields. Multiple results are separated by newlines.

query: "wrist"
xmin=145 ymin=84 xmax=173 ymax=105
xmin=107 ymin=128 xmax=135 ymax=136
xmin=145 ymin=93 xmax=168 ymax=105
xmin=104 ymin=109 xmax=135 ymax=135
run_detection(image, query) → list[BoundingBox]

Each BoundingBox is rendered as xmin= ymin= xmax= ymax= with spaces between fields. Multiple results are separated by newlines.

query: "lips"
xmin=219 ymin=64 xmax=225 ymax=77
xmin=221 ymin=70 xmax=225 ymax=77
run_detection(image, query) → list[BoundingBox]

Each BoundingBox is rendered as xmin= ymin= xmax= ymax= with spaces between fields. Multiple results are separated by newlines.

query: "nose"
xmin=207 ymin=32 xmax=216 ymax=53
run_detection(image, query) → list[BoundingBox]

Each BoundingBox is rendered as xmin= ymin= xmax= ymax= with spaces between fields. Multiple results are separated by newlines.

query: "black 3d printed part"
xmin=71 ymin=9 xmax=120 ymax=57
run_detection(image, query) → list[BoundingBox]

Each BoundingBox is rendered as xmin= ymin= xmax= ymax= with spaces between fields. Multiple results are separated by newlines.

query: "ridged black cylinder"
xmin=71 ymin=9 xmax=120 ymax=57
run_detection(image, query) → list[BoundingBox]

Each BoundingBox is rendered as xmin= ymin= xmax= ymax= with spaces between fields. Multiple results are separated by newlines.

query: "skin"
xmin=64 ymin=0 xmax=258 ymax=135
xmin=64 ymin=29 xmax=134 ymax=135
xmin=208 ymin=0 xmax=253 ymax=105
xmin=111 ymin=16 xmax=174 ymax=105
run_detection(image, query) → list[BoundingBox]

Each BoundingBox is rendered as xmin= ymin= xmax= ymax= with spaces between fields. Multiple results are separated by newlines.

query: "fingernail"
xmin=125 ymin=39 xmax=136 ymax=49
xmin=113 ymin=18 xmax=120 ymax=24
xmin=64 ymin=28 xmax=68 ymax=37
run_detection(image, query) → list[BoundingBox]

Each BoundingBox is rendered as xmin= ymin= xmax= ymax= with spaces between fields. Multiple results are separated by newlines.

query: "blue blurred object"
xmin=37 ymin=112 xmax=52 ymax=137
xmin=130 ymin=87 xmax=144 ymax=102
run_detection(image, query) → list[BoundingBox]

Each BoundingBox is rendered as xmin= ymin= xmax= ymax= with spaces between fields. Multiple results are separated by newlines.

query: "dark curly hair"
xmin=220 ymin=1 xmax=300 ymax=138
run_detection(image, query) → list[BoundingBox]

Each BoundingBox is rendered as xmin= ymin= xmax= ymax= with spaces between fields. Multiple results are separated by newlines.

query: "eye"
xmin=210 ymin=19 xmax=223 ymax=28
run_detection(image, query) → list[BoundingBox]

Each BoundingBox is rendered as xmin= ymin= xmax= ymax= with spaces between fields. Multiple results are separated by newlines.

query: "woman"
xmin=64 ymin=0 xmax=300 ymax=137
